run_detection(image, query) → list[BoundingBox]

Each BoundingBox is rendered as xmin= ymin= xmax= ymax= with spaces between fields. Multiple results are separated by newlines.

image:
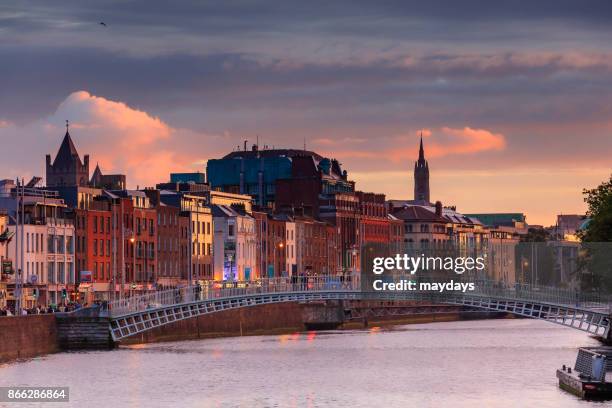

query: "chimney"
xmin=435 ymin=201 xmax=443 ymax=217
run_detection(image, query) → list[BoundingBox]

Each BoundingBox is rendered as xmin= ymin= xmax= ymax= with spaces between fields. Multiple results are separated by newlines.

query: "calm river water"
xmin=0 ymin=319 xmax=604 ymax=407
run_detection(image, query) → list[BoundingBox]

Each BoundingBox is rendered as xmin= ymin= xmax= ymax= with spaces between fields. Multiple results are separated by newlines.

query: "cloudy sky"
xmin=1 ymin=1 xmax=612 ymax=225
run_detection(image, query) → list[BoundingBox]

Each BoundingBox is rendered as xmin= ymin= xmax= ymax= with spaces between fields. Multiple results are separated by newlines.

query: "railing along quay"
xmin=104 ymin=275 xmax=361 ymax=317
xmin=104 ymin=277 xmax=612 ymax=318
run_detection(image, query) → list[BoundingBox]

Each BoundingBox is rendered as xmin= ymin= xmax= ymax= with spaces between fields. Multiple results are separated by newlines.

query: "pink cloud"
xmin=46 ymin=91 xmax=187 ymax=186
xmin=323 ymin=126 xmax=506 ymax=163
xmin=396 ymin=51 xmax=612 ymax=73
xmin=312 ymin=136 xmax=368 ymax=146
xmin=428 ymin=126 xmax=506 ymax=156
xmin=0 ymin=91 xmax=228 ymax=187
xmin=60 ymin=91 xmax=171 ymax=145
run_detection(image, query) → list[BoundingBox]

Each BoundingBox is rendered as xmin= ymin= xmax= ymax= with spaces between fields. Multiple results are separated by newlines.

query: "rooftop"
xmin=222 ymin=148 xmax=323 ymax=161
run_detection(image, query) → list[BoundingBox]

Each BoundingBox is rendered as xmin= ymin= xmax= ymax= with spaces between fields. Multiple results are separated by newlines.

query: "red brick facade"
xmin=156 ymin=204 xmax=190 ymax=289
xmin=118 ymin=197 xmax=157 ymax=292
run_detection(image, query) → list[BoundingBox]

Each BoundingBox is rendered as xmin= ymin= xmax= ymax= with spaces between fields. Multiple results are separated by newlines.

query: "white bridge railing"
xmin=103 ymin=276 xmax=612 ymax=318
xmin=105 ymin=275 xmax=360 ymax=317
xmin=466 ymin=280 xmax=612 ymax=311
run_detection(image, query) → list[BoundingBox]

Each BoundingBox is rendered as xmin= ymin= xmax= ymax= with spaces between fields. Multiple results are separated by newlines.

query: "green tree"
xmin=579 ymin=175 xmax=612 ymax=292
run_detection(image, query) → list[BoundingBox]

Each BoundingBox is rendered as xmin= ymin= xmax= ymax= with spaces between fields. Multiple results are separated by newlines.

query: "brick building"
xmin=319 ymin=192 xmax=360 ymax=272
xmin=207 ymin=147 xmax=361 ymax=274
xmin=356 ymin=191 xmax=390 ymax=245
xmin=159 ymin=192 xmax=213 ymax=283
xmin=73 ymin=199 xmax=115 ymax=302
xmin=114 ymin=191 xmax=157 ymax=294
xmin=294 ymin=216 xmax=337 ymax=276
xmin=253 ymin=211 xmax=287 ymax=278
xmin=156 ymin=203 xmax=189 ymax=289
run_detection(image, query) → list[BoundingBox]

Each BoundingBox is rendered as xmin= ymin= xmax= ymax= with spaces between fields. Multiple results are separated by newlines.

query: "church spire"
xmin=413 ymin=133 xmax=430 ymax=203
xmin=415 ymin=132 xmax=428 ymax=168
xmin=418 ymin=132 xmax=425 ymax=162
xmin=46 ymin=124 xmax=90 ymax=188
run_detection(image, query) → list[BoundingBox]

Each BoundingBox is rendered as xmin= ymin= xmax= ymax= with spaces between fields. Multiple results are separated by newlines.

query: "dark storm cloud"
xmin=3 ymin=43 xmax=612 ymax=128
xmin=4 ymin=1 xmax=612 ymax=33
xmin=2 ymin=1 xmax=612 ymax=156
xmin=2 ymin=1 xmax=612 ymax=225
xmin=3 ymin=1 xmax=612 ymax=61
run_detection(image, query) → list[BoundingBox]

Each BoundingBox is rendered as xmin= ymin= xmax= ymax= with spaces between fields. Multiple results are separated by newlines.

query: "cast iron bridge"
xmin=101 ymin=277 xmax=612 ymax=342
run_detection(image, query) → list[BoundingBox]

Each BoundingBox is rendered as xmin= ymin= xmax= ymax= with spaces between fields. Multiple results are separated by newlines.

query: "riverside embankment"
xmin=1 ymin=301 xmax=501 ymax=362
xmin=0 ymin=314 xmax=59 ymax=363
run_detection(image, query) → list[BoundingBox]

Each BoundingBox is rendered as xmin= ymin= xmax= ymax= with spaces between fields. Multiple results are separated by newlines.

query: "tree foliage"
xmin=579 ymin=175 xmax=612 ymax=292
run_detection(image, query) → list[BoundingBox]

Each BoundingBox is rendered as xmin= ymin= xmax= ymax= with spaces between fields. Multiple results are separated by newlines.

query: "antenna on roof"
xmin=303 ymin=136 xmax=306 ymax=151
xmin=65 ymin=119 xmax=69 ymax=133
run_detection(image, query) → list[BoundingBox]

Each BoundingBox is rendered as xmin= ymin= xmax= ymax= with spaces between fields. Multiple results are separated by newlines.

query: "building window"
xmin=48 ymin=262 xmax=55 ymax=283
xmin=67 ymin=236 xmax=74 ymax=254
xmin=48 ymin=235 xmax=55 ymax=254
xmin=57 ymin=236 xmax=65 ymax=254
xmin=68 ymin=262 xmax=74 ymax=284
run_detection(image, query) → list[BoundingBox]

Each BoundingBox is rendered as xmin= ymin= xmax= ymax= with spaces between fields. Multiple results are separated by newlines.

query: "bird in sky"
xmin=99 ymin=22 xmax=107 ymax=27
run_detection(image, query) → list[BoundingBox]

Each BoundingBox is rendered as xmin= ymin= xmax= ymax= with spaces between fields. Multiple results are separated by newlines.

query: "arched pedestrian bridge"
xmin=101 ymin=277 xmax=612 ymax=342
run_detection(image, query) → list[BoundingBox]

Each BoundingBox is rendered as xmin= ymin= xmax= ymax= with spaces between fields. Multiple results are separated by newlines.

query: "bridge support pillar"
xmin=301 ymin=300 xmax=345 ymax=330
xmin=56 ymin=312 xmax=115 ymax=350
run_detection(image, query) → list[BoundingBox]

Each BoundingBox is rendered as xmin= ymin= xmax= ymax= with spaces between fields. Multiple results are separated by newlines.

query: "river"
xmin=0 ymin=319 xmax=603 ymax=407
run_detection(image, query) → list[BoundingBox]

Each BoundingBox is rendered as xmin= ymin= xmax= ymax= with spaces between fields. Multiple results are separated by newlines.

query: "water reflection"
xmin=0 ymin=319 xmax=601 ymax=408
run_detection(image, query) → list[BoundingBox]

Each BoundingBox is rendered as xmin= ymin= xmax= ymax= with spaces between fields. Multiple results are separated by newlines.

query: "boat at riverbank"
xmin=557 ymin=347 xmax=612 ymax=399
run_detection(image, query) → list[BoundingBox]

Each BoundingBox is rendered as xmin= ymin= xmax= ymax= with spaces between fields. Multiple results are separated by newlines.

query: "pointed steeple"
xmin=46 ymin=122 xmax=90 ymax=188
xmin=90 ymin=163 xmax=103 ymax=186
xmin=413 ymin=132 xmax=430 ymax=203
xmin=418 ymin=133 xmax=425 ymax=161
xmin=415 ymin=132 xmax=428 ymax=168
xmin=53 ymin=128 xmax=82 ymax=167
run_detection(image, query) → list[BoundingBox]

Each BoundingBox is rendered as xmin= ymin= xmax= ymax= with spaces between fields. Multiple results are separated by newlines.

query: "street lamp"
xmin=273 ymin=239 xmax=284 ymax=278
xmin=352 ymin=246 xmax=358 ymax=277
xmin=278 ymin=242 xmax=285 ymax=277
xmin=130 ymin=235 xmax=136 ymax=296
